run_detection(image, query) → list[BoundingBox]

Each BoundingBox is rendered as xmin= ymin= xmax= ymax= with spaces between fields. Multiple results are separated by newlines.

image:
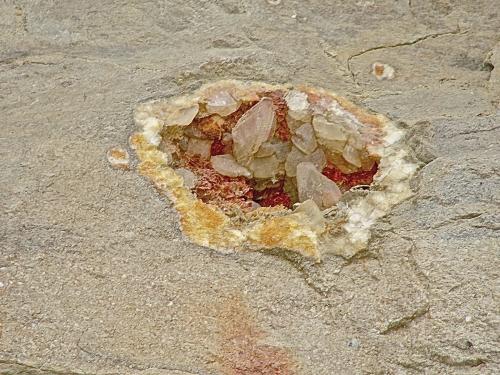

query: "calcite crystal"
xmin=129 ymin=80 xmax=417 ymax=260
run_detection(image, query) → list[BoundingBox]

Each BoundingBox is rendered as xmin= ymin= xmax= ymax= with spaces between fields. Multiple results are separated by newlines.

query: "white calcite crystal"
xmin=165 ymin=104 xmax=199 ymax=126
xmin=292 ymin=123 xmax=317 ymax=154
xmin=186 ymin=138 xmax=212 ymax=159
xmin=296 ymin=162 xmax=342 ymax=209
xmin=343 ymin=144 xmax=362 ymax=167
xmin=248 ymin=155 xmax=280 ymax=179
xmin=285 ymin=146 xmax=326 ymax=177
xmin=312 ymin=115 xmax=347 ymax=142
xmin=143 ymin=117 xmax=162 ymax=146
xmin=211 ymin=154 xmax=252 ymax=178
xmin=285 ymin=90 xmax=310 ymax=120
xmin=206 ymin=91 xmax=239 ymax=116
xmin=232 ymin=97 xmax=275 ymax=165
xmin=294 ymin=199 xmax=326 ymax=232
xmin=255 ymin=141 xmax=290 ymax=161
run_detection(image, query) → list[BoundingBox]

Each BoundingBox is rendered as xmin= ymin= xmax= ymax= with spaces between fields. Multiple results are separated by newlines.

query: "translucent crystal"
xmin=285 ymin=146 xmax=326 ymax=177
xmin=255 ymin=141 xmax=291 ymax=162
xmin=211 ymin=154 xmax=252 ymax=178
xmin=294 ymin=199 xmax=326 ymax=232
xmin=248 ymin=155 xmax=280 ymax=179
xmin=186 ymin=138 xmax=212 ymax=159
xmin=272 ymin=141 xmax=292 ymax=162
xmin=347 ymin=134 xmax=365 ymax=150
xmin=342 ymin=144 xmax=362 ymax=167
xmin=317 ymin=138 xmax=346 ymax=154
xmin=285 ymin=90 xmax=310 ymax=120
xmin=286 ymin=115 xmax=305 ymax=132
xmin=175 ymin=168 xmax=198 ymax=189
xmin=232 ymin=98 xmax=275 ymax=165
xmin=255 ymin=141 xmax=275 ymax=158
xmin=296 ymin=162 xmax=342 ymax=209
xmin=312 ymin=115 xmax=347 ymax=141
xmin=291 ymin=123 xmax=317 ymax=154
xmin=206 ymin=91 xmax=240 ymax=116
xmin=184 ymin=125 xmax=206 ymax=138
xmin=165 ymin=104 xmax=199 ymax=126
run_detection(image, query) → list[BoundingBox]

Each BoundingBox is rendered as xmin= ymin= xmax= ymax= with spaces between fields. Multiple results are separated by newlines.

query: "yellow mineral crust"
xmin=129 ymin=80 xmax=418 ymax=261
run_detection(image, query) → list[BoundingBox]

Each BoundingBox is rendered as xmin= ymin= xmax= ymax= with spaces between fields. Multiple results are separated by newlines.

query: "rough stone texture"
xmin=0 ymin=1 xmax=498 ymax=374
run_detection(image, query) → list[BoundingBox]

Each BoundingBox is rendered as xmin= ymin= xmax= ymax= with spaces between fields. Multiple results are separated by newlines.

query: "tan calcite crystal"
xmin=129 ymin=80 xmax=418 ymax=260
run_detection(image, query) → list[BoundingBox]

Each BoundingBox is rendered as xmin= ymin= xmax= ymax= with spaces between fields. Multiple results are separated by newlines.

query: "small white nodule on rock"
xmin=296 ymin=162 xmax=342 ymax=209
xmin=107 ymin=147 xmax=130 ymax=170
xmin=285 ymin=90 xmax=310 ymax=120
xmin=372 ymin=62 xmax=395 ymax=81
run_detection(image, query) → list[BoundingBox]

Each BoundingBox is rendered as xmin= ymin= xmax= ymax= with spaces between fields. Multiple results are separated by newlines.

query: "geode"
xmin=128 ymin=80 xmax=417 ymax=260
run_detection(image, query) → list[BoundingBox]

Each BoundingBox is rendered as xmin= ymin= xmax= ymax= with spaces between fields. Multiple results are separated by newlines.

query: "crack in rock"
xmin=346 ymin=28 xmax=467 ymax=83
xmin=380 ymin=303 xmax=430 ymax=334
xmin=430 ymin=352 xmax=487 ymax=368
xmin=0 ymin=359 xmax=116 ymax=375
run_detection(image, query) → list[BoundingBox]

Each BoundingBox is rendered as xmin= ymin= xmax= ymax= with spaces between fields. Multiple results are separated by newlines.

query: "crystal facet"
xmin=296 ymin=162 xmax=342 ymax=209
xmin=232 ymin=98 xmax=275 ymax=165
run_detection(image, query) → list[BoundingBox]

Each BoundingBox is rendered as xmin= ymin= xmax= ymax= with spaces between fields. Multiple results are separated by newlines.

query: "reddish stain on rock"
xmin=215 ymin=295 xmax=297 ymax=375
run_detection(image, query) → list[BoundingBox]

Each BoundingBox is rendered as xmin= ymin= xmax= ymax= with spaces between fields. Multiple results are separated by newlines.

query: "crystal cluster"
xmin=129 ymin=81 xmax=417 ymax=260
xmin=142 ymin=86 xmax=380 ymax=213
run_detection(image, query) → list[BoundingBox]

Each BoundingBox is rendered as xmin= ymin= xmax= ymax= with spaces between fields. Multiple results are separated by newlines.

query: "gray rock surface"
xmin=1 ymin=0 xmax=498 ymax=374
